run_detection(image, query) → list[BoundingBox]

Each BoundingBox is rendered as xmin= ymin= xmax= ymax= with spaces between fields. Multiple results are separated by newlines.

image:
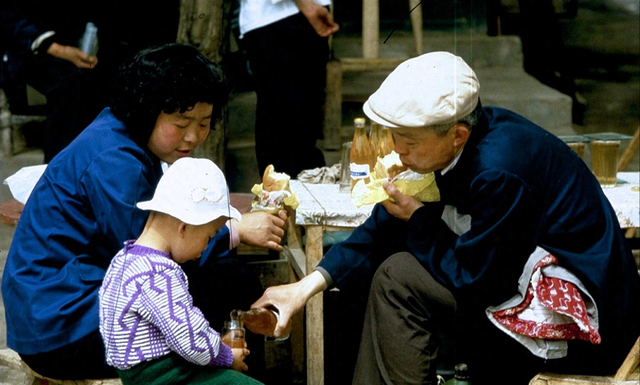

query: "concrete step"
xmin=335 ymin=32 xmax=575 ymax=138
xmin=331 ymin=32 xmax=525 ymax=69
xmin=338 ymin=67 xmax=574 ymax=139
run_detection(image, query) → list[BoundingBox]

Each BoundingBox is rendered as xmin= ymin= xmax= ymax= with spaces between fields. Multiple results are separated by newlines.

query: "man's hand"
xmin=233 ymin=210 xmax=288 ymax=252
xmin=251 ymin=271 xmax=327 ymax=337
xmin=380 ymin=181 xmax=424 ymax=221
xmin=47 ymin=42 xmax=98 ymax=69
xmin=294 ymin=0 xmax=339 ymax=37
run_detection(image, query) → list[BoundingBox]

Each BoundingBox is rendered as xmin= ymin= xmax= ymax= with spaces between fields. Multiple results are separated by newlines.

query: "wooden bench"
xmin=529 ymin=337 xmax=639 ymax=385
xmin=0 ymin=348 xmax=122 ymax=385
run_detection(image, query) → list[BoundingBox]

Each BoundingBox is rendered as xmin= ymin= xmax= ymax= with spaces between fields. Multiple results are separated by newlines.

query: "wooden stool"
xmin=529 ymin=337 xmax=639 ymax=385
xmin=0 ymin=348 xmax=122 ymax=385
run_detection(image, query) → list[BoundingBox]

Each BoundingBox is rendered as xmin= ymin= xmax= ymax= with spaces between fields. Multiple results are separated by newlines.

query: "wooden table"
xmin=284 ymin=172 xmax=639 ymax=384
xmin=602 ymin=172 xmax=639 ymax=229
xmin=284 ymin=180 xmax=373 ymax=385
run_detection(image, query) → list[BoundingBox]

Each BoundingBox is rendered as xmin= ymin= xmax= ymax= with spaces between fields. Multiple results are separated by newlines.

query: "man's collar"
xmin=441 ymin=148 xmax=464 ymax=175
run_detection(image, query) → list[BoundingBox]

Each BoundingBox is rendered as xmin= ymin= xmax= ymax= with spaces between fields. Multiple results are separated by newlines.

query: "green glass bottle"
xmin=444 ymin=363 xmax=471 ymax=385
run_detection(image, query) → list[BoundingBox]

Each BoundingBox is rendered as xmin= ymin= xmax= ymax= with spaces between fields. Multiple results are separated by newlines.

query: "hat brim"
xmin=363 ymin=99 xmax=401 ymax=128
xmin=136 ymin=201 xmax=242 ymax=226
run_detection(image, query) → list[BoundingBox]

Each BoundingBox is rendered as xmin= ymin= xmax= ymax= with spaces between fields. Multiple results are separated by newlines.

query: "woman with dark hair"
xmin=2 ymin=43 xmax=286 ymax=380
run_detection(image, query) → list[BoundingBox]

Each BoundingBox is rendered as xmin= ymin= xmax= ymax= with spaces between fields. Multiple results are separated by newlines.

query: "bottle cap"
xmin=354 ymin=117 xmax=366 ymax=127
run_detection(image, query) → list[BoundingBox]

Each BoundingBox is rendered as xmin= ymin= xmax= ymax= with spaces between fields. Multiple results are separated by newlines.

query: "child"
xmin=99 ymin=157 xmax=263 ymax=385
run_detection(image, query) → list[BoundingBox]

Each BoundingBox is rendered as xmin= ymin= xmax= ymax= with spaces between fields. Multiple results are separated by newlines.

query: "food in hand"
xmin=251 ymin=165 xmax=299 ymax=213
xmin=352 ymin=151 xmax=440 ymax=207
xmin=372 ymin=151 xmax=407 ymax=180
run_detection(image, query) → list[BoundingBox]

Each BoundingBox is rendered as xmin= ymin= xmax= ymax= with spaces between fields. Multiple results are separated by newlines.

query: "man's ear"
xmin=453 ymin=123 xmax=471 ymax=148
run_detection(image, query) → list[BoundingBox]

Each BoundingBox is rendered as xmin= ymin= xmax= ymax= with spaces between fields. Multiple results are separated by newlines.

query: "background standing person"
xmin=0 ymin=0 xmax=180 ymax=162
xmin=238 ymin=0 xmax=339 ymax=178
xmin=251 ymin=51 xmax=640 ymax=384
xmin=2 ymin=43 xmax=287 ymax=381
xmin=100 ymin=157 xmax=262 ymax=385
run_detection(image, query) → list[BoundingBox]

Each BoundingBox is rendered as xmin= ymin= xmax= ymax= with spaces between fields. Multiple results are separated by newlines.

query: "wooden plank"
xmin=282 ymin=246 xmax=306 ymax=279
xmin=289 ymin=266 xmax=306 ymax=384
xmin=305 ymin=225 xmax=325 ymax=385
xmin=340 ymin=57 xmax=407 ymax=73
xmin=529 ymin=373 xmax=637 ymax=385
xmin=617 ymin=127 xmax=639 ymax=172
xmin=614 ymin=337 xmax=640 ymax=380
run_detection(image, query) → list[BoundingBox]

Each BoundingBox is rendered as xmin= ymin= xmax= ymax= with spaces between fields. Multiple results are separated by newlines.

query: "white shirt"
xmin=239 ymin=0 xmax=331 ymax=38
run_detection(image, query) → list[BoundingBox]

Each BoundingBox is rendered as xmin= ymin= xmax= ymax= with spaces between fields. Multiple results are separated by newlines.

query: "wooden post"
xmin=324 ymin=60 xmax=343 ymax=150
xmin=409 ymin=0 xmax=423 ymax=55
xmin=362 ymin=0 xmax=379 ymax=59
xmin=176 ymin=0 xmax=231 ymax=169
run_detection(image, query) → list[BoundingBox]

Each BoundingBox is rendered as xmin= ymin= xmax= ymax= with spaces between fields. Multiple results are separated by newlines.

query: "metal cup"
xmin=339 ymin=141 xmax=352 ymax=193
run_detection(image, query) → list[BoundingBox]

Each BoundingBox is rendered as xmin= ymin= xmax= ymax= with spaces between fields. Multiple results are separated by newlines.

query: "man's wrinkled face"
xmin=390 ymin=125 xmax=460 ymax=174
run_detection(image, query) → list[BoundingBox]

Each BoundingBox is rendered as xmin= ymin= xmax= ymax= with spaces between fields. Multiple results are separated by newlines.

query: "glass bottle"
xmin=350 ymin=117 xmax=375 ymax=190
xmin=444 ymin=363 xmax=471 ymax=385
xmin=221 ymin=318 xmax=245 ymax=349
xmin=230 ymin=308 xmax=291 ymax=338
xmin=370 ymin=122 xmax=381 ymax=155
xmin=375 ymin=126 xmax=395 ymax=159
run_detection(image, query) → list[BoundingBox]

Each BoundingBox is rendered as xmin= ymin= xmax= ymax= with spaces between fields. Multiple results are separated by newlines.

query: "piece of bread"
xmin=373 ymin=152 xmax=407 ymax=180
xmin=262 ymin=164 xmax=290 ymax=192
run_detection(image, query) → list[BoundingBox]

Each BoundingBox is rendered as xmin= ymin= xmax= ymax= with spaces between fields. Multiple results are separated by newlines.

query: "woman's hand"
xmin=380 ymin=181 xmax=424 ymax=221
xmin=47 ymin=42 xmax=98 ymax=69
xmin=233 ymin=210 xmax=288 ymax=252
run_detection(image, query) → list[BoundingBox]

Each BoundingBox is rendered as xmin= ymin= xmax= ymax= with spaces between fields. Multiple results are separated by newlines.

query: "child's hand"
xmin=230 ymin=348 xmax=250 ymax=373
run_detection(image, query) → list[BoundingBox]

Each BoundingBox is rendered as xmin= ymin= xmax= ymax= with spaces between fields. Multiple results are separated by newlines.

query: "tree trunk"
xmin=177 ymin=0 xmax=231 ymax=170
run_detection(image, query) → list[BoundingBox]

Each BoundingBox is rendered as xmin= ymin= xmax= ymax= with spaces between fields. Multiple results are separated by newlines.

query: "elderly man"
xmin=253 ymin=52 xmax=640 ymax=384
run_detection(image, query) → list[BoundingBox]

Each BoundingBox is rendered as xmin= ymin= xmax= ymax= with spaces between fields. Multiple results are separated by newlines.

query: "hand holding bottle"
xmin=251 ymin=271 xmax=328 ymax=337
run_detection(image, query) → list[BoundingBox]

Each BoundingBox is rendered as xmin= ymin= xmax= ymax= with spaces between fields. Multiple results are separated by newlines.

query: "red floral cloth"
xmin=491 ymin=254 xmax=601 ymax=344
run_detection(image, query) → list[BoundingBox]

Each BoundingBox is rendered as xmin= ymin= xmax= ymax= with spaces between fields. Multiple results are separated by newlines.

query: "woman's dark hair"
xmin=110 ymin=43 xmax=228 ymax=148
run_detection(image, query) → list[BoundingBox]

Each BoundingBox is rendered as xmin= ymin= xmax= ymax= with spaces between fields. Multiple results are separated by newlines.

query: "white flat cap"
xmin=363 ymin=51 xmax=480 ymax=128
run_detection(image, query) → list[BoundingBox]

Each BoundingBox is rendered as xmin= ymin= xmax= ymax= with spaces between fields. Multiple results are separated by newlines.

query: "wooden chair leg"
xmin=614 ymin=337 xmax=639 ymax=381
xmin=617 ymin=126 xmax=639 ymax=172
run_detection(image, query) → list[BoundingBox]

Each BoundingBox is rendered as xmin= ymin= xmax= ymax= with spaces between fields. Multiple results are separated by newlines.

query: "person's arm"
xmin=405 ymin=170 xmax=539 ymax=305
xmin=82 ymin=149 xmax=159 ymax=251
xmin=45 ymin=41 xmax=98 ymax=69
xmin=294 ymin=0 xmax=339 ymax=37
xmin=0 ymin=0 xmax=97 ymax=68
xmin=251 ymin=270 xmax=328 ymax=338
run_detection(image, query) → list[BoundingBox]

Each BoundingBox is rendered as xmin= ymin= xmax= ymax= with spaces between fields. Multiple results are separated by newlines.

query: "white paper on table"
xmin=3 ymin=164 xmax=47 ymax=204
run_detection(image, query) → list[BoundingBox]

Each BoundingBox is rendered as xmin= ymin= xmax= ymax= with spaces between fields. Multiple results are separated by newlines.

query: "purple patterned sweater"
xmin=99 ymin=242 xmax=233 ymax=370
